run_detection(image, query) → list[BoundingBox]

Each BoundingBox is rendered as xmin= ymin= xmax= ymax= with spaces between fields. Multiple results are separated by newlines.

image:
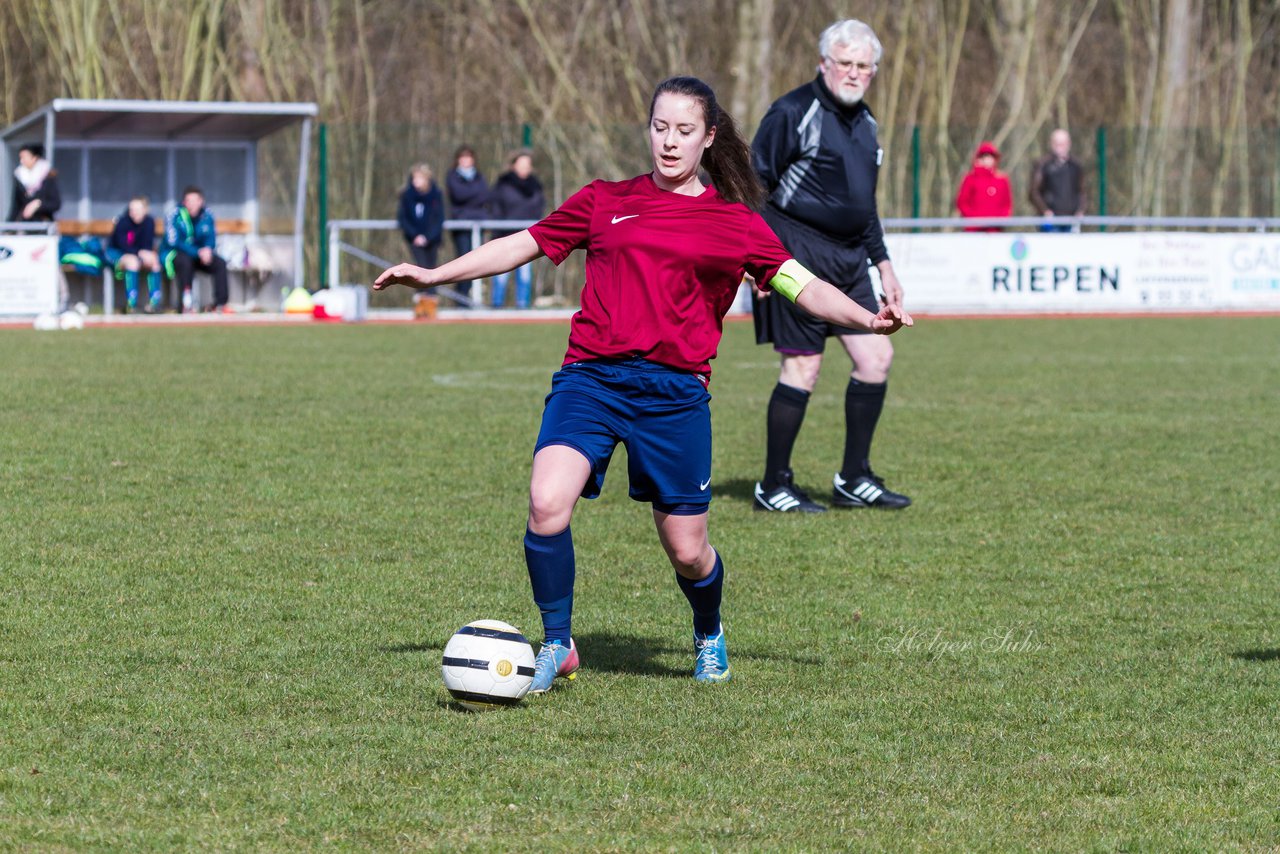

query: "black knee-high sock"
xmin=763 ymin=383 xmax=810 ymax=488
xmin=841 ymin=378 xmax=886 ymax=480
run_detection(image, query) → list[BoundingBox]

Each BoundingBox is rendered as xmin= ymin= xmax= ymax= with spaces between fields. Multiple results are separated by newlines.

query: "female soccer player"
xmin=375 ymin=76 xmax=911 ymax=690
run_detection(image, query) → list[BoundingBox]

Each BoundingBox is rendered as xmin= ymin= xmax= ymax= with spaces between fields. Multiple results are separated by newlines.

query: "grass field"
xmin=2 ymin=316 xmax=1278 ymax=850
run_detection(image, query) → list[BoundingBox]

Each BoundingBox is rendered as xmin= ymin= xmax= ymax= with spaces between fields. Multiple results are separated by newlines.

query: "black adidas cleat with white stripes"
xmin=832 ymin=472 xmax=912 ymax=509
xmin=753 ymin=470 xmax=826 ymax=513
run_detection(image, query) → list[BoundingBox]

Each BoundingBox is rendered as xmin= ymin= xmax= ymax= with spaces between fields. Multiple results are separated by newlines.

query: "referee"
xmin=751 ymin=18 xmax=911 ymax=513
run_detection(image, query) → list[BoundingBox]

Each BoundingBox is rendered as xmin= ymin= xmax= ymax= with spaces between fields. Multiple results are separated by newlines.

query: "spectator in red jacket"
xmin=955 ymin=141 xmax=1012 ymax=232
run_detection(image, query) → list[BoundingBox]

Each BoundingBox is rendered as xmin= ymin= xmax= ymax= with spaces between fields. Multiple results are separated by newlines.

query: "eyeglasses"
xmin=825 ymin=58 xmax=877 ymax=76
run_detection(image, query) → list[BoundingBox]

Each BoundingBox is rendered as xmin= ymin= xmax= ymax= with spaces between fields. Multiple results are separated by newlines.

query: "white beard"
xmin=833 ymin=87 xmax=863 ymax=107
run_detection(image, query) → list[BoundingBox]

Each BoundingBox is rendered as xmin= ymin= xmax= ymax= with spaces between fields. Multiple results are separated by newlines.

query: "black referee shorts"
xmin=753 ymin=209 xmax=880 ymax=354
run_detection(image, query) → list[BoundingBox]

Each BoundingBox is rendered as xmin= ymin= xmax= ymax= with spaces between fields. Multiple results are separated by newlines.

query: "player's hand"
xmin=198 ymin=247 xmax=213 ymax=265
xmin=413 ymin=235 xmax=427 ymax=247
xmin=374 ymin=263 xmax=434 ymax=290
xmin=22 ymin=199 xmax=39 ymax=219
xmin=870 ymin=302 xmax=913 ymax=335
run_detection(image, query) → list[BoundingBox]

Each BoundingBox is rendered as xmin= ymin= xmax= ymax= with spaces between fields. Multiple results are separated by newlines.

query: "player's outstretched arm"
xmin=373 ymin=230 xmax=543 ymax=291
xmin=794 ymin=277 xmax=913 ymax=335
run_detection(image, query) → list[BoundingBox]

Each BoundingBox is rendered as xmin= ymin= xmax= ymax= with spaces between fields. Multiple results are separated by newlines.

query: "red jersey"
xmin=529 ymin=174 xmax=791 ymax=378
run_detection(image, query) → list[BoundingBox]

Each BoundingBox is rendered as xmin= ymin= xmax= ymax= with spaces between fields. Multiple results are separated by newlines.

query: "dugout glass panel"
xmin=173 ymin=147 xmax=253 ymax=221
xmin=87 ymin=148 xmax=168 ymax=220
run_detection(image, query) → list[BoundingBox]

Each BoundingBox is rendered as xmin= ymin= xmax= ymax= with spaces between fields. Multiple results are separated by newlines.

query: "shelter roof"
xmin=2 ymin=99 xmax=318 ymax=143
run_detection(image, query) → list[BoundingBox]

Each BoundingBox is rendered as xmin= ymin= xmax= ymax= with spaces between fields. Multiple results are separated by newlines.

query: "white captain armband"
xmin=769 ymin=259 xmax=816 ymax=303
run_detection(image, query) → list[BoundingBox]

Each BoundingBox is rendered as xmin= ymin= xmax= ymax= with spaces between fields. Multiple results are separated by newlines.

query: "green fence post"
xmin=522 ymin=123 xmax=533 ymax=148
xmin=317 ymin=123 xmax=328 ymax=290
xmin=1096 ymin=125 xmax=1107 ymax=230
xmin=911 ymin=125 xmax=921 ymax=222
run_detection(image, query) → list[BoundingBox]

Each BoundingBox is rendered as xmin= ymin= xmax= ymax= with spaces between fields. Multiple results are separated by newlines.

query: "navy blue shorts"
xmin=535 ymin=359 xmax=712 ymax=515
xmin=753 ymin=207 xmax=880 ymax=354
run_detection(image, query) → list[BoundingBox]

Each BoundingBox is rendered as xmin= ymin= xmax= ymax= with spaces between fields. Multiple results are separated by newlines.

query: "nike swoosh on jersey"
xmin=611 ymin=214 xmax=639 ymax=224
xmin=699 ymin=478 xmax=711 ymax=490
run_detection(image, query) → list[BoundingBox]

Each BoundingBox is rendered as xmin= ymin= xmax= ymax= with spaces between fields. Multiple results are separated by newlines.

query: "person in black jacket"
xmin=750 ymin=18 xmax=911 ymax=514
xmin=397 ymin=163 xmax=445 ymax=313
xmin=488 ymin=149 xmax=545 ymax=308
xmin=8 ymin=144 xmax=61 ymax=223
xmin=445 ymin=145 xmax=490 ymax=304
xmin=106 ymin=196 xmax=163 ymax=312
xmin=1029 ymin=128 xmax=1085 ymax=232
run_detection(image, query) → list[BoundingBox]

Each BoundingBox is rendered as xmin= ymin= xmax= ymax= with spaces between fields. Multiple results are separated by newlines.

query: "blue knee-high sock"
xmin=524 ymin=526 xmax=575 ymax=645
xmin=146 ymin=271 xmax=162 ymax=304
xmin=676 ymin=551 xmax=724 ymax=637
xmin=124 ymin=270 xmax=139 ymax=306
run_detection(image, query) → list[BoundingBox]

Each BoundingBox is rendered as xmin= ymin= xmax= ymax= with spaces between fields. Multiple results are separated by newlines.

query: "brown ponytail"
xmin=648 ymin=76 xmax=765 ymax=211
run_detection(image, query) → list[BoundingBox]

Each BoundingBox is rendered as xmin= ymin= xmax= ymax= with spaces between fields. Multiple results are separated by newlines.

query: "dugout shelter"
xmin=1 ymin=99 xmax=318 ymax=306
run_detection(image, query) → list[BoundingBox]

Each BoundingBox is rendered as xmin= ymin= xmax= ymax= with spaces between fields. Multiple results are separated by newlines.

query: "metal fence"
xmin=327 ymin=218 xmax=537 ymax=307
xmin=313 ymin=122 xmax=1280 ymax=290
xmin=328 ymin=215 xmax=1280 ymax=309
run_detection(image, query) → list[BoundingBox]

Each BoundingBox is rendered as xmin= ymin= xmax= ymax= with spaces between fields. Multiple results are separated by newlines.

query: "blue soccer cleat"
xmin=529 ymin=638 xmax=579 ymax=694
xmin=693 ymin=625 xmax=732 ymax=683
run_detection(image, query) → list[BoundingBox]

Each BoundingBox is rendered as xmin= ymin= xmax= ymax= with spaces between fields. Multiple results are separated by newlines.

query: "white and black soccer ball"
xmin=441 ymin=620 xmax=536 ymax=711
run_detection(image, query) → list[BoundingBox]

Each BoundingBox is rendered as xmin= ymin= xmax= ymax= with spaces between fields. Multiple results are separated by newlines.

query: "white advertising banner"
xmin=0 ymin=235 xmax=60 ymax=315
xmin=883 ymin=232 xmax=1280 ymax=313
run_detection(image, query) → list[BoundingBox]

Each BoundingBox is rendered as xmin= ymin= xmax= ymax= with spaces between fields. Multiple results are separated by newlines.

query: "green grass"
xmin=1 ymin=317 xmax=1278 ymax=850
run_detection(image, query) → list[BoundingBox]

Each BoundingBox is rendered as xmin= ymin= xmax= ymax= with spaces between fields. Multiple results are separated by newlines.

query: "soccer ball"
xmin=441 ymin=620 xmax=536 ymax=711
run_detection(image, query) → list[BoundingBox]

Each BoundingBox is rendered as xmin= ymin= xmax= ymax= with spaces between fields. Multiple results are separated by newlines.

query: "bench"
xmin=58 ymin=219 xmax=264 ymax=312
xmin=58 ymin=218 xmax=254 ymax=237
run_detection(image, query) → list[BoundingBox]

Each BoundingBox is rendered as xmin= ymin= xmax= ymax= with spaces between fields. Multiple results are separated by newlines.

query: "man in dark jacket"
xmin=8 ymin=144 xmax=61 ymax=223
xmin=159 ymin=186 xmax=229 ymax=313
xmin=751 ymin=18 xmax=911 ymax=514
xmin=445 ymin=145 xmax=490 ymax=304
xmin=1029 ymin=128 xmax=1085 ymax=232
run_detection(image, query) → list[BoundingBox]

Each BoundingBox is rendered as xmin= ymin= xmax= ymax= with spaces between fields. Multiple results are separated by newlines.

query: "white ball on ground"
xmin=441 ymin=620 xmax=536 ymax=711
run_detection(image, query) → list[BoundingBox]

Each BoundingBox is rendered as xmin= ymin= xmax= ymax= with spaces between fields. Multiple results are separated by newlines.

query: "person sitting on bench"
xmin=160 ymin=185 xmax=228 ymax=313
xmin=107 ymin=195 xmax=163 ymax=312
